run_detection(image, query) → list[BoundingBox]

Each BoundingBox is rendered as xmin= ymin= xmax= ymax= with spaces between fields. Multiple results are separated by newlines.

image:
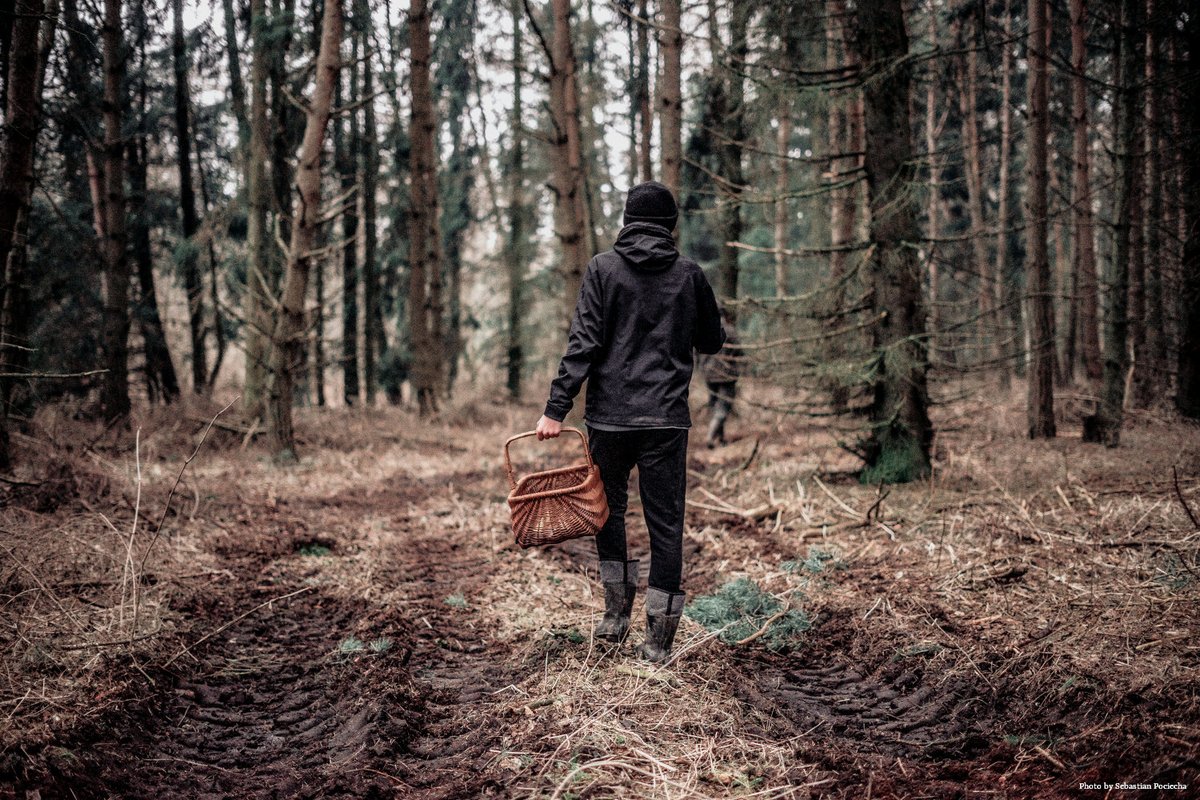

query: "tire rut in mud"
xmin=380 ymin=531 xmax=523 ymax=799
xmin=59 ymin=586 xmax=419 ymax=800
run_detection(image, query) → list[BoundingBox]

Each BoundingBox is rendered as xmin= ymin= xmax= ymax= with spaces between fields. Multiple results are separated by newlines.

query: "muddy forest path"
xmin=7 ymin=400 xmax=1200 ymax=799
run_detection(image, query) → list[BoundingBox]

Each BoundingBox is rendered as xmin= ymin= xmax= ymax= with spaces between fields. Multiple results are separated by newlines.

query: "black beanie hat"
xmin=623 ymin=181 xmax=679 ymax=229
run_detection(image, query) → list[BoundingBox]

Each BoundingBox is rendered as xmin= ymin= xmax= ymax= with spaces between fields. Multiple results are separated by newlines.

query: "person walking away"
xmin=699 ymin=310 xmax=738 ymax=447
xmin=535 ymin=181 xmax=726 ymax=664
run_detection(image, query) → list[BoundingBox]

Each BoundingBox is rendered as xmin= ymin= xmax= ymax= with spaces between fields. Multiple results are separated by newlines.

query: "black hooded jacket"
xmin=544 ymin=222 xmax=726 ymax=428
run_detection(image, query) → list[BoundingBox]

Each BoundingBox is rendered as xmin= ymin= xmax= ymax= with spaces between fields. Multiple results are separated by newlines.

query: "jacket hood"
xmin=613 ymin=222 xmax=679 ymax=272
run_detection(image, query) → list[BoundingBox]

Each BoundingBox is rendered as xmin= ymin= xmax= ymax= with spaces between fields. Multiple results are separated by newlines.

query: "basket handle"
xmin=503 ymin=426 xmax=593 ymax=490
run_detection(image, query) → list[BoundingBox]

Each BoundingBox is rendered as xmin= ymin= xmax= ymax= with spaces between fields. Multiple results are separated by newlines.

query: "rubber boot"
xmin=639 ymin=587 xmax=686 ymax=664
xmin=594 ymin=560 xmax=638 ymax=643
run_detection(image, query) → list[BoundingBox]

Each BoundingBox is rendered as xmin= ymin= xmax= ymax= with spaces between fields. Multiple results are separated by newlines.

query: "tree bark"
xmin=716 ymin=1 xmax=749 ymax=318
xmin=506 ymin=0 xmax=525 ymax=400
xmin=408 ymin=0 xmax=444 ymax=415
xmin=336 ymin=24 xmax=359 ymax=406
xmin=635 ymin=0 xmax=652 ymax=183
xmin=1174 ymin=11 xmax=1200 ymax=418
xmin=1025 ymin=0 xmax=1056 ymax=438
xmin=1134 ymin=0 xmax=1165 ymax=406
xmin=1093 ymin=0 xmax=1142 ymax=443
xmin=658 ymin=0 xmax=682 ymax=198
xmin=1070 ymin=0 xmax=1101 ymax=382
xmin=99 ymin=0 xmax=130 ymax=421
xmin=924 ymin=3 xmax=941 ymax=363
xmin=357 ymin=0 xmax=379 ymax=405
xmin=221 ymin=0 xmax=249 ymax=153
xmin=265 ymin=0 xmax=342 ymax=459
xmin=997 ymin=0 xmax=1020 ymax=385
xmin=0 ymin=0 xmax=52 ymax=466
xmin=774 ymin=111 xmax=791 ymax=297
xmin=545 ymin=0 xmax=590 ymax=329
xmin=173 ymin=0 xmax=207 ymax=394
xmin=853 ymin=0 xmax=933 ymax=482
xmin=243 ymin=0 xmax=272 ymax=414
xmin=958 ymin=19 xmax=993 ymax=366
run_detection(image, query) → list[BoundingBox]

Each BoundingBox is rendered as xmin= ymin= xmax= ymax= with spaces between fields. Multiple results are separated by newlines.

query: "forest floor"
xmin=1 ymin=384 xmax=1199 ymax=799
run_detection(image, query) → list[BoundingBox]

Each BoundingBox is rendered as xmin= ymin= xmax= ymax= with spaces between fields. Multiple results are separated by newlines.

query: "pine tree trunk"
xmin=128 ymin=136 xmax=180 ymax=404
xmin=924 ymin=4 xmax=942 ymax=363
xmin=1174 ymin=12 xmax=1200 ymax=418
xmin=997 ymin=0 xmax=1020 ymax=385
xmin=0 ymin=0 xmax=53 ymax=465
xmin=1025 ymin=0 xmax=1056 ymax=439
xmin=1092 ymin=0 xmax=1142 ymax=443
xmin=99 ymin=0 xmax=130 ymax=420
xmin=546 ymin=0 xmax=590 ymax=329
xmin=243 ymin=0 xmax=272 ymax=415
xmin=1070 ymin=0 xmax=1102 ymax=382
xmin=658 ymin=0 xmax=682 ymax=197
xmin=173 ymin=0 xmax=207 ymax=394
xmin=336 ymin=31 xmax=359 ymax=406
xmin=853 ymin=0 xmax=933 ymax=482
xmin=958 ymin=22 xmax=993 ymax=367
xmin=506 ymin=0 xmax=525 ymax=400
xmin=717 ymin=2 xmax=749 ymax=317
xmin=265 ymin=0 xmax=342 ymax=459
xmin=636 ymin=0 xmax=652 ymax=183
xmin=221 ymin=0 xmax=249 ymax=153
xmin=357 ymin=0 xmax=378 ymax=406
xmin=1135 ymin=0 xmax=1165 ymax=406
xmin=408 ymin=0 xmax=444 ymax=415
xmin=774 ymin=112 xmax=791 ymax=297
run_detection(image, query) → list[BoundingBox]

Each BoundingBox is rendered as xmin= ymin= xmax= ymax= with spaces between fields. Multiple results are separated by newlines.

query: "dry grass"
xmin=2 ymin=382 xmax=1198 ymax=797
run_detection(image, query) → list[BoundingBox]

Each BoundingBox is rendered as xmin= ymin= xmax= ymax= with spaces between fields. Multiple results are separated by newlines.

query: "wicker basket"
xmin=504 ymin=428 xmax=610 ymax=548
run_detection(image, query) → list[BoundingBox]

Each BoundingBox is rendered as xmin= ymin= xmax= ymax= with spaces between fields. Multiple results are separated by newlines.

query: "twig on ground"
xmin=735 ymin=603 xmax=793 ymax=646
xmin=165 ymin=585 xmax=314 ymax=667
xmin=137 ymin=398 xmax=238 ymax=575
xmin=1173 ymin=466 xmax=1199 ymax=530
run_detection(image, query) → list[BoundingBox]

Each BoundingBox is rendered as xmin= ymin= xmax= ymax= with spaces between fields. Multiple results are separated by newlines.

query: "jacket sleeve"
xmin=544 ymin=262 xmax=605 ymax=421
xmin=693 ymin=268 xmax=727 ymax=355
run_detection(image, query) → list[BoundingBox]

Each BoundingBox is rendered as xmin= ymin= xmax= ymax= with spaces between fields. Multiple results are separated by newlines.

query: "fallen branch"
xmin=735 ymin=603 xmax=793 ymax=646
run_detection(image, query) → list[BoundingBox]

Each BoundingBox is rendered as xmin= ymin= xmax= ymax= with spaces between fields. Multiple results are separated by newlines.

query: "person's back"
xmin=536 ymin=181 xmax=726 ymax=664
xmin=544 ymin=221 xmax=725 ymax=428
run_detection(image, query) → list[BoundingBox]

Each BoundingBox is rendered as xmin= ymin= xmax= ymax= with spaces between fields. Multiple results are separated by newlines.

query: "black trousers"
xmin=587 ymin=427 xmax=689 ymax=593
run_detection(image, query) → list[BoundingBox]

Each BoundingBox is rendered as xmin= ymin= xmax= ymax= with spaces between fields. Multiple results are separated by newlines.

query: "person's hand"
xmin=536 ymin=415 xmax=563 ymax=440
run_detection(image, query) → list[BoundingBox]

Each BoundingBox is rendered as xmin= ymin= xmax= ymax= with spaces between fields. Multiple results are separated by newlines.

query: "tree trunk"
xmin=545 ymin=0 xmax=590 ymax=329
xmin=99 ymin=0 xmax=130 ymax=420
xmin=1174 ymin=11 xmax=1200 ymax=418
xmin=0 ymin=0 xmax=52 ymax=466
xmin=1135 ymin=0 xmax=1165 ymax=406
xmin=716 ymin=1 xmax=749 ymax=318
xmin=958 ymin=20 xmax=993 ymax=366
xmin=1092 ymin=0 xmax=1142 ymax=443
xmin=265 ymin=0 xmax=342 ymax=459
xmin=1070 ymin=0 xmax=1101 ymax=382
xmin=506 ymin=0 xmax=525 ymax=400
xmin=358 ymin=0 xmax=379 ymax=405
xmin=128 ymin=137 xmax=180 ymax=404
xmin=997 ymin=0 xmax=1020 ymax=385
xmin=408 ymin=0 xmax=444 ymax=415
xmin=658 ymin=0 xmax=682 ymax=198
xmin=774 ymin=111 xmax=791 ymax=297
xmin=636 ymin=0 xmax=652 ymax=183
xmin=853 ymin=0 xmax=933 ymax=483
xmin=924 ymin=3 xmax=942 ymax=363
xmin=243 ymin=0 xmax=272 ymax=415
xmin=221 ymin=0 xmax=249 ymax=153
xmin=173 ymin=0 xmax=207 ymax=394
xmin=1025 ymin=0 xmax=1056 ymax=439
xmin=336 ymin=26 xmax=359 ymax=406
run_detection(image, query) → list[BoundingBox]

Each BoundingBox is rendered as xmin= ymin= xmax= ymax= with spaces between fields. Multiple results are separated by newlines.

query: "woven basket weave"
xmin=504 ymin=428 xmax=609 ymax=548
